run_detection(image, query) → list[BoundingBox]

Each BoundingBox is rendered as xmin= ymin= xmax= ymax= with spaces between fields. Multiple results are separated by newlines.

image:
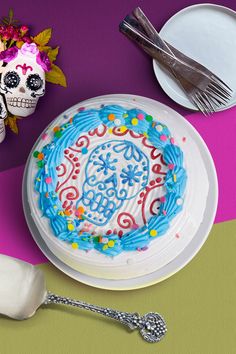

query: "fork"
xmin=120 ymin=8 xmax=233 ymax=115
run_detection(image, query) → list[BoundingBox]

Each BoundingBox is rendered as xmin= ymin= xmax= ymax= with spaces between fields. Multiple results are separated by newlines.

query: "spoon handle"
xmin=44 ymin=292 xmax=167 ymax=343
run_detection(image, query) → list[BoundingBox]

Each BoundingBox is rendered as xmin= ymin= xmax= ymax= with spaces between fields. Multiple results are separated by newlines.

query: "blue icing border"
xmin=33 ymin=105 xmax=187 ymax=256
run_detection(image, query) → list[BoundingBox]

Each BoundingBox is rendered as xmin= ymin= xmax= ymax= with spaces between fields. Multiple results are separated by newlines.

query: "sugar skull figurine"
xmin=0 ymin=43 xmax=50 ymax=143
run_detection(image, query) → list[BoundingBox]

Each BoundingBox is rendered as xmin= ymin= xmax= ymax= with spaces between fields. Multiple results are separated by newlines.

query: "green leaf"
xmin=9 ymin=8 xmax=14 ymax=22
xmin=33 ymin=28 xmax=52 ymax=46
xmin=47 ymin=46 xmax=59 ymax=62
xmin=46 ymin=64 xmax=67 ymax=87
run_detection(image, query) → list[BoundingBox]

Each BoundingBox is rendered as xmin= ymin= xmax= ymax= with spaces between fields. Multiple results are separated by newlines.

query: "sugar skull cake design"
xmin=33 ymin=105 xmax=187 ymax=258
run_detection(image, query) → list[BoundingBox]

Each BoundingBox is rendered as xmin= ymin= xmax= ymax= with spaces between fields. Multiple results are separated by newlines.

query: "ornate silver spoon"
xmin=0 ymin=254 xmax=167 ymax=343
xmin=45 ymin=292 xmax=167 ymax=343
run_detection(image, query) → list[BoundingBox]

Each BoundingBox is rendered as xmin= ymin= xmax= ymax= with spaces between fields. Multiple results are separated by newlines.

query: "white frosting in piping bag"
xmin=0 ymin=254 xmax=47 ymax=320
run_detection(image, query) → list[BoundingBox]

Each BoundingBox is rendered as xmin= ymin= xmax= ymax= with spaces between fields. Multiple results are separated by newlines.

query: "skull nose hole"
xmin=19 ymin=87 xmax=26 ymax=93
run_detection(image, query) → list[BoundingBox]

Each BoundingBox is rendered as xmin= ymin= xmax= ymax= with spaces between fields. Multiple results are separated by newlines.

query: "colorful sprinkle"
xmin=132 ymin=223 xmax=139 ymax=229
xmin=37 ymin=160 xmax=45 ymax=168
xmin=182 ymin=137 xmax=186 ymax=143
xmin=69 ymin=117 xmax=73 ymax=124
xmin=156 ymin=124 xmax=163 ymax=132
xmin=81 ymin=147 xmax=88 ymax=154
xmin=119 ymin=126 xmax=127 ymax=133
xmin=159 ymin=196 xmax=166 ymax=203
xmin=123 ymin=113 xmax=129 ymax=118
xmin=55 ymin=130 xmax=62 ymax=138
xmin=108 ymin=113 xmax=115 ymax=121
xmin=53 ymin=126 xmax=60 ymax=132
xmin=78 ymin=107 xmax=85 ymax=112
xmin=160 ymin=135 xmax=167 ymax=142
xmin=173 ymin=174 xmax=177 ymax=182
xmin=131 ymin=118 xmax=138 ymax=126
xmin=145 ymin=115 xmax=153 ymax=122
xmin=102 ymin=237 xmax=108 ymax=244
xmin=114 ymin=118 xmax=121 ymax=126
xmin=176 ymin=198 xmax=183 ymax=206
xmin=64 ymin=210 xmax=71 ymax=216
xmin=77 ymin=206 xmax=85 ymax=214
xmin=41 ymin=133 xmax=48 ymax=140
xmin=175 ymin=233 xmax=180 ymax=239
xmin=33 ymin=151 xmax=40 ymax=158
xmin=37 ymin=152 xmax=44 ymax=160
xmin=108 ymin=128 xmax=113 ymax=134
xmin=150 ymin=229 xmax=158 ymax=237
xmin=143 ymin=132 xmax=148 ymax=138
xmin=162 ymin=210 xmax=167 ymax=216
xmin=103 ymin=244 xmax=108 ymax=251
xmin=72 ymin=242 xmax=78 ymax=249
xmin=137 ymin=113 xmax=144 ymax=120
xmin=108 ymin=240 xmax=115 ymax=248
xmin=170 ymin=137 xmax=175 ymax=144
xmin=68 ymin=224 xmax=75 ymax=231
xmin=45 ymin=177 xmax=52 ymax=184
xmin=168 ymin=163 xmax=175 ymax=170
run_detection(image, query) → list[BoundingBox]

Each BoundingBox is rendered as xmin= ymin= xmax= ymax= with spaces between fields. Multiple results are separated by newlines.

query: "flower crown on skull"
xmin=0 ymin=43 xmax=51 ymax=72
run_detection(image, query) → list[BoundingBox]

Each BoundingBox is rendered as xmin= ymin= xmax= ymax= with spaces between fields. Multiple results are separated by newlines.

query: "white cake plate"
xmin=23 ymin=94 xmax=218 ymax=290
xmin=153 ymin=4 xmax=236 ymax=111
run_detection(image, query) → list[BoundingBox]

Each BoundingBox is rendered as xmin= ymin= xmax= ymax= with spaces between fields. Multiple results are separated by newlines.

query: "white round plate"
xmin=23 ymin=94 xmax=218 ymax=290
xmin=153 ymin=4 xmax=236 ymax=111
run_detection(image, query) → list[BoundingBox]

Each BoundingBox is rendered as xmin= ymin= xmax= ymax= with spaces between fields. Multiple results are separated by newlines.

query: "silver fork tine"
xmin=206 ymin=89 xmax=226 ymax=107
xmin=209 ymin=81 xmax=232 ymax=98
xmin=207 ymin=85 xmax=230 ymax=102
xmin=211 ymin=75 xmax=233 ymax=92
xmin=194 ymin=93 xmax=209 ymax=115
xmin=196 ymin=93 xmax=209 ymax=114
xmin=197 ymin=92 xmax=212 ymax=115
xmin=201 ymin=92 xmax=216 ymax=112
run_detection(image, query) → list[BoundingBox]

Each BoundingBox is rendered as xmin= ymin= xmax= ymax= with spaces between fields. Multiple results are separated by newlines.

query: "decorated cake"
xmin=27 ymin=102 xmax=190 ymax=280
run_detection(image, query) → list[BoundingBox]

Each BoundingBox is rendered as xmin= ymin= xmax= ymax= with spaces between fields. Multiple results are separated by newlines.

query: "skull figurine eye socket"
xmin=26 ymin=74 xmax=43 ymax=91
xmin=4 ymin=71 xmax=20 ymax=89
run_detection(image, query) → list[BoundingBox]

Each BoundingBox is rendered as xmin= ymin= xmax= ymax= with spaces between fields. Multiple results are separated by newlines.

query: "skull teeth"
xmin=6 ymin=97 xmax=37 ymax=109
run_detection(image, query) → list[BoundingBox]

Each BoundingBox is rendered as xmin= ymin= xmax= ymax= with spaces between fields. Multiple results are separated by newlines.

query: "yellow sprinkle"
xmin=108 ymin=128 xmax=113 ymax=134
xmin=108 ymin=240 xmax=115 ymax=248
xmin=36 ymin=177 xmax=41 ymax=182
xmin=119 ymin=126 xmax=127 ymax=133
xmin=131 ymin=118 xmax=138 ymax=126
xmin=143 ymin=132 xmax=148 ymax=138
xmin=150 ymin=229 xmax=158 ymax=237
xmin=173 ymin=174 xmax=177 ymax=182
xmin=72 ymin=242 xmax=78 ymax=249
xmin=53 ymin=205 xmax=57 ymax=209
xmin=68 ymin=223 xmax=75 ymax=231
xmin=103 ymin=244 xmax=108 ymax=251
xmin=123 ymin=113 xmax=128 ymax=118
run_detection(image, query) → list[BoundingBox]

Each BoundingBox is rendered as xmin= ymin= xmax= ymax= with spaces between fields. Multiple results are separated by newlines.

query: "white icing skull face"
xmin=0 ymin=47 xmax=45 ymax=117
xmin=78 ymin=140 xmax=149 ymax=226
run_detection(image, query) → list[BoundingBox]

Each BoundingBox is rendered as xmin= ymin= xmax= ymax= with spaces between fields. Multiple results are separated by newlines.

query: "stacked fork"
xmin=119 ymin=7 xmax=233 ymax=115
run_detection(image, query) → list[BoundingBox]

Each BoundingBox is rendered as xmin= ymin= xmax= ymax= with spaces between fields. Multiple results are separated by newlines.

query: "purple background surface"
xmin=0 ymin=0 xmax=235 ymax=172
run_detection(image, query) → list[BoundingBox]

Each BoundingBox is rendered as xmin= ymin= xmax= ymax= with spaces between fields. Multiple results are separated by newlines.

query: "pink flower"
xmin=22 ymin=35 xmax=32 ymax=44
xmin=20 ymin=25 xmax=29 ymax=35
xmin=20 ymin=42 xmax=39 ymax=56
xmin=0 ymin=46 xmax=18 ymax=62
xmin=36 ymin=50 xmax=51 ymax=72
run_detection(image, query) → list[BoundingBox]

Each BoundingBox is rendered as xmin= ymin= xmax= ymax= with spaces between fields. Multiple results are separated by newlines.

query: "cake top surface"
xmin=33 ymin=104 xmax=186 ymax=257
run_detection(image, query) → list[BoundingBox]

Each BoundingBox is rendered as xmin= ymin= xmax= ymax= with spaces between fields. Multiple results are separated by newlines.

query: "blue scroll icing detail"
xmin=77 ymin=140 xmax=149 ymax=226
xmin=34 ymin=104 xmax=187 ymax=256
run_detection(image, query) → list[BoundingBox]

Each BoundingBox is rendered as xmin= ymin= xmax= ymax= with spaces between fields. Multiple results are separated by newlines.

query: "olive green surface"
xmin=1 ymin=219 xmax=236 ymax=354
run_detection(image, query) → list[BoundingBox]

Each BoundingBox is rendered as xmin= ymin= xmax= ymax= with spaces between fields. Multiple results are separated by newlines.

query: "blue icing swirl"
xmin=165 ymin=166 xmax=187 ymax=195
xmin=121 ymin=225 xmax=150 ymax=251
xmin=163 ymin=144 xmax=183 ymax=166
xmin=147 ymin=215 xmax=169 ymax=237
xmin=33 ymin=104 xmax=187 ymax=257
